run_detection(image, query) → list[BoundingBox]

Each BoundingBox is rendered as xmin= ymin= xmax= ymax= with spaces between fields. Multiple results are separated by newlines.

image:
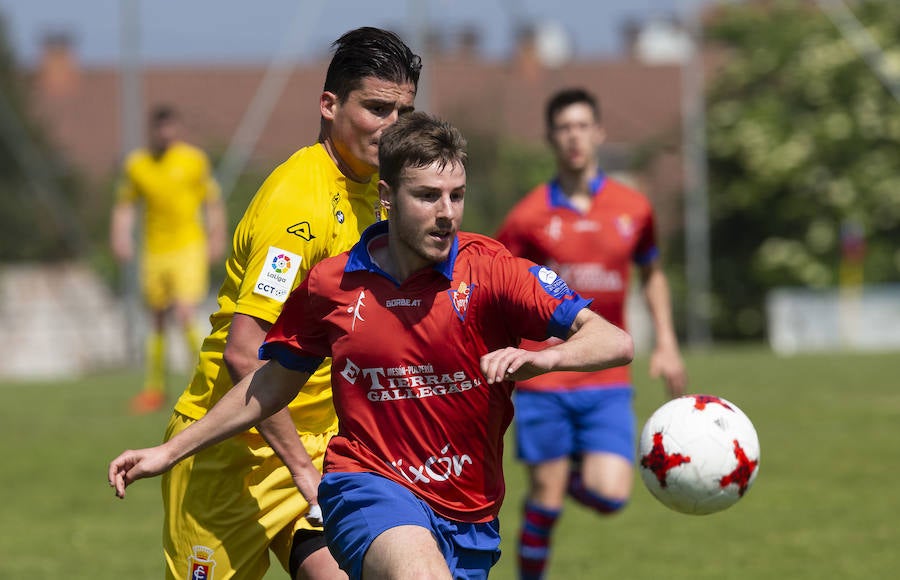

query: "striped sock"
xmin=567 ymin=470 xmax=628 ymax=514
xmin=518 ymin=501 xmax=561 ymax=580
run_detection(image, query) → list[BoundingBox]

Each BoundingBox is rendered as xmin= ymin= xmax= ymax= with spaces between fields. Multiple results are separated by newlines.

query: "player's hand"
xmin=107 ymin=446 xmax=174 ymax=499
xmin=289 ymin=463 xmax=322 ymax=516
xmin=649 ymin=346 xmax=687 ymax=398
xmin=480 ymin=347 xmax=560 ymax=384
xmin=306 ymin=504 xmax=324 ymax=527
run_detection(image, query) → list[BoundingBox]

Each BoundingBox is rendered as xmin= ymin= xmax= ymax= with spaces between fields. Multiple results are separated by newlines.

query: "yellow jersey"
xmin=175 ymin=143 xmax=382 ymax=434
xmin=117 ymin=141 xmax=221 ymax=255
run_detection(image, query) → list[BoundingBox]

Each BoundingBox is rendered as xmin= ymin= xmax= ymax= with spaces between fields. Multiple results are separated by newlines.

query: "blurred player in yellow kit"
xmin=110 ymin=105 xmax=226 ymax=414
xmin=154 ymin=28 xmax=421 ymax=580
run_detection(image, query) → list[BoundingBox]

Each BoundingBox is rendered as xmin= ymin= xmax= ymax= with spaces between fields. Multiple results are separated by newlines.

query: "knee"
xmin=567 ymin=474 xmax=630 ymax=515
xmin=577 ymin=491 xmax=629 ymax=515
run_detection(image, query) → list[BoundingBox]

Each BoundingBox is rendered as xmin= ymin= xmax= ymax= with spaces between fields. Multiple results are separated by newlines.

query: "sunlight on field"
xmin=1 ymin=346 xmax=897 ymax=579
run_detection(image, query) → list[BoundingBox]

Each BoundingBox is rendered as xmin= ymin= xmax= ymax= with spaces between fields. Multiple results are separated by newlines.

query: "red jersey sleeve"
xmin=494 ymin=186 xmax=546 ymax=263
xmin=487 ymin=254 xmax=592 ymax=342
xmin=495 ymin=216 xmax=531 ymax=260
xmin=258 ymin=266 xmax=332 ymax=372
xmin=633 ymin=199 xmax=659 ymax=266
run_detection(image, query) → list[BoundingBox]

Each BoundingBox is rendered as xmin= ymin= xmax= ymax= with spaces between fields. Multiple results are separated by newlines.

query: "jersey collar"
xmin=547 ymin=171 xmax=606 ymax=210
xmin=345 ymin=220 xmax=459 ymax=282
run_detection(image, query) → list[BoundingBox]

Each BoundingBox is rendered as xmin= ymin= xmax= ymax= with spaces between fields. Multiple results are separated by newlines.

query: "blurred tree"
xmin=0 ymin=15 xmax=85 ymax=262
xmin=704 ymin=0 xmax=900 ymax=339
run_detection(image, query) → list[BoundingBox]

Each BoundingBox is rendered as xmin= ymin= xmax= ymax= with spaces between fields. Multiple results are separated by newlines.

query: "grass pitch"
xmin=0 ymin=346 xmax=897 ymax=579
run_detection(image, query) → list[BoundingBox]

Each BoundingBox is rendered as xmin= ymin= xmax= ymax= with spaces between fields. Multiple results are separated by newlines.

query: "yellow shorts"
xmin=141 ymin=243 xmax=209 ymax=310
xmin=161 ymin=412 xmax=333 ymax=580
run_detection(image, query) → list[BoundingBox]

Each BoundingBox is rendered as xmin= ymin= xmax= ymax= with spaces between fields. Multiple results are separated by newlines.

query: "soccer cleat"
xmin=129 ymin=390 xmax=166 ymax=415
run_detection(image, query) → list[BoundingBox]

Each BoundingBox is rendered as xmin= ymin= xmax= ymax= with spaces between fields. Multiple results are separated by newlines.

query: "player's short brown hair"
xmin=378 ymin=112 xmax=467 ymax=189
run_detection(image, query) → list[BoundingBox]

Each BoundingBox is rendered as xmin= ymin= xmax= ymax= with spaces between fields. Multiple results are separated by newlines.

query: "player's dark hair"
xmin=545 ymin=88 xmax=601 ymax=131
xmin=324 ymin=27 xmax=422 ymax=101
xmin=149 ymin=104 xmax=178 ymax=126
xmin=378 ymin=111 xmax=467 ymax=189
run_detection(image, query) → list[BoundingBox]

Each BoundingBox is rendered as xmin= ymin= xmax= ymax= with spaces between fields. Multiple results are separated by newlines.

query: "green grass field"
xmin=1 ymin=346 xmax=897 ymax=579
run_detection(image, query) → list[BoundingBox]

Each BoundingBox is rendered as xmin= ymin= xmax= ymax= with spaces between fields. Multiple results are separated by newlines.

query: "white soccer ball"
xmin=638 ymin=394 xmax=760 ymax=515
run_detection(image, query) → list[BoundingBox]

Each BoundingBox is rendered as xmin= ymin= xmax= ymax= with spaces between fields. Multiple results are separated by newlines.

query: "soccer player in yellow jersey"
xmin=152 ymin=28 xmax=420 ymax=580
xmin=110 ymin=105 xmax=226 ymax=415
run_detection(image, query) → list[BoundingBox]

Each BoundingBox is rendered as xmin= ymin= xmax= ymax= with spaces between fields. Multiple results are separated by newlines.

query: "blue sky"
xmin=0 ymin=0 xmax=711 ymax=66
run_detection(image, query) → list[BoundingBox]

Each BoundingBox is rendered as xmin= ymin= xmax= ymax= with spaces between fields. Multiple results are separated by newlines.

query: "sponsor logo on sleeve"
xmin=253 ymin=247 xmax=302 ymax=303
xmin=287 ymin=222 xmax=315 ymax=241
xmin=529 ymin=265 xmax=573 ymax=298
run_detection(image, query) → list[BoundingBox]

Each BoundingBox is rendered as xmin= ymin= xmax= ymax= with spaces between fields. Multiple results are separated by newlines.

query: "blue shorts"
xmin=514 ymin=386 xmax=636 ymax=464
xmin=318 ymin=472 xmax=501 ymax=580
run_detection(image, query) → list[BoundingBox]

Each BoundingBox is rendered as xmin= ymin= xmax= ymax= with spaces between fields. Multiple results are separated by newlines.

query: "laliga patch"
xmin=529 ymin=265 xmax=572 ymax=298
xmin=253 ymin=246 xmax=301 ymax=303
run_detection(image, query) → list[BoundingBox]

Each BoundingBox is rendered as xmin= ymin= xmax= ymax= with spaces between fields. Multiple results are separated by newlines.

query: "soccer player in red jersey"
xmin=109 ymin=112 xmax=634 ymax=579
xmin=496 ymin=88 xmax=688 ymax=580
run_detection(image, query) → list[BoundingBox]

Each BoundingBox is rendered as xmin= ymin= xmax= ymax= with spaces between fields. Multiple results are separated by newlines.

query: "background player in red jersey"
xmin=495 ymin=87 xmax=688 ymax=580
xmin=109 ymin=112 xmax=634 ymax=579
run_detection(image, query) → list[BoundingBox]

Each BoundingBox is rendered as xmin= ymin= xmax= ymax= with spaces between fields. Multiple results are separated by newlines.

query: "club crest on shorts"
xmin=187 ymin=545 xmax=216 ymax=580
xmin=448 ymin=281 xmax=476 ymax=321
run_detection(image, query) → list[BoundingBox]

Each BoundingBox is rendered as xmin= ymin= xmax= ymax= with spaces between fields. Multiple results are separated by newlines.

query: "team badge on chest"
xmin=615 ymin=214 xmax=635 ymax=239
xmin=448 ymin=281 xmax=476 ymax=322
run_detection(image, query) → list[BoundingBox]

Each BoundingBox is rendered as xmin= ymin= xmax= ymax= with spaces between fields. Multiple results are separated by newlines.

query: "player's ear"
xmin=378 ymin=180 xmax=392 ymax=211
xmin=320 ymin=91 xmax=338 ymax=122
xmin=594 ymin=124 xmax=607 ymax=146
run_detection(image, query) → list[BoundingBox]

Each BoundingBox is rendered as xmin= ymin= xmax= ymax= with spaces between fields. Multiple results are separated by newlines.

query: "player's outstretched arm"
xmin=480 ymin=308 xmax=633 ymax=384
xmin=108 ymin=360 xmax=310 ymax=498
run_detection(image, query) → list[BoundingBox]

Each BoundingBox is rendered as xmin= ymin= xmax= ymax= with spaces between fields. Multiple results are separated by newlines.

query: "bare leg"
xmin=296 ymin=546 xmax=346 ymax=580
xmin=362 ymin=525 xmax=451 ymax=580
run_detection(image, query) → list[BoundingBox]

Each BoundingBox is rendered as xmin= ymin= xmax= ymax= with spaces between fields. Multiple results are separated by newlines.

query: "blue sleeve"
xmin=546 ymin=295 xmax=593 ymax=339
xmin=633 ymin=246 xmax=659 ymax=266
xmin=258 ymin=342 xmax=324 ymax=373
